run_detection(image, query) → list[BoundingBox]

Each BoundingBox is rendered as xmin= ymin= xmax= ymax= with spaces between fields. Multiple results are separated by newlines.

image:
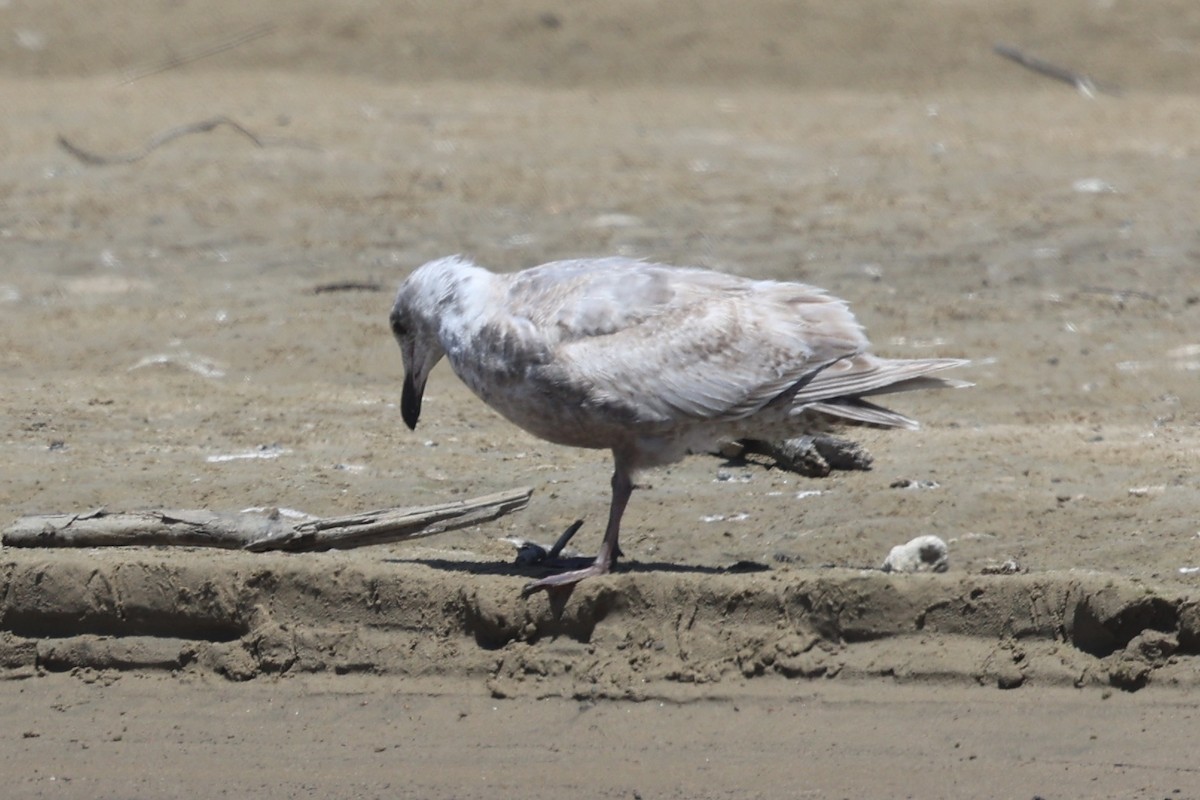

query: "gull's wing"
xmin=502 ymin=259 xmax=875 ymax=428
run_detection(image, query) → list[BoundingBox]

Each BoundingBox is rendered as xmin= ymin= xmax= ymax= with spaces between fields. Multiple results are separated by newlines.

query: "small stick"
xmin=57 ymin=116 xmax=273 ymax=166
xmin=312 ymin=281 xmax=385 ymax=295
xmin=119 ymin=22 xmax=276 ymax=86
xmin=993 ymin=42 xmax=1112 ymax=97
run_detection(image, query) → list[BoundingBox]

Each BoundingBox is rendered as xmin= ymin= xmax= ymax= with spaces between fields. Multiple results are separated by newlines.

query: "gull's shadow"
xmin=383 ymin=556 xmax=769 ymax=579
xmin=384 ymin=519 xmax=770 ymax=578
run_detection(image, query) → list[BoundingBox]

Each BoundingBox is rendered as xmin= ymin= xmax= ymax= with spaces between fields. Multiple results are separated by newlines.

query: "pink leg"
xmin=521 ymin=467 xmax=633 ymax=597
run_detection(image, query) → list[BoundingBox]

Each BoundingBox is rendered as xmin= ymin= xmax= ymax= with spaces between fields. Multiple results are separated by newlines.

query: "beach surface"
xmin=2 ymin=1 xmax=1198 ymax=796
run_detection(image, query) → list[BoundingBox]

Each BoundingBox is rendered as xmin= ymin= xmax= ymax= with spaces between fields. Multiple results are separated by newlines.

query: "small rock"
xmin=996 ymin=669 xmax=1025 ymax=690
xmin=881 ymin=535 xmax=948 ymax=573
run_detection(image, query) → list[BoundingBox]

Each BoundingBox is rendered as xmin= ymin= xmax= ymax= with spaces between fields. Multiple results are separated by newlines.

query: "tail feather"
xmin=806 ymin=399 xmax=920 ymax=430
xmin=855 ymin=373 xmax=974 ymax=398
xmin=793 ymin=356 xmax=969 ymax=404
xmin=794 ymin=356 xmax=970 ymax=429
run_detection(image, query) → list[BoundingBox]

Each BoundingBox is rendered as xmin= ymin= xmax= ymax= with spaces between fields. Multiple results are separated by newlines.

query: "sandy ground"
xmin=2 ymin=1 xmax=1200 ymax=797
xmin=3 ymin=674 xmax=1199 ymax=799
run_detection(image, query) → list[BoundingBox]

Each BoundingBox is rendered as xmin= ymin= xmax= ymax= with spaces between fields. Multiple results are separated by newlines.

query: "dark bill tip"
xmin=401 ymin=372 xmax=422 ymax=430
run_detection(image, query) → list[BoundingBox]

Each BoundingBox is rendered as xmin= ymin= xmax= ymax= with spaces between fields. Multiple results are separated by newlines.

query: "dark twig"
xmin=119 ymin=22 xmax=276 ymax=85
xmin=312 ymin=281 xmax=386 ymax=295
xmin=993 ymin=42 xmax=1115 ymax=97
xmin=1079 ymin=286 xmax=1160 ymax=304
xmin=56 ymin=116 xmax=314 ymax=166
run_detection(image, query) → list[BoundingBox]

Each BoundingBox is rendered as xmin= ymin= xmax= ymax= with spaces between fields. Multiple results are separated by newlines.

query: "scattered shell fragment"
xmin=881 ymin=535 xmax=948 ymax=573
xmin=66 ymin=275 xmax=152 ymax=295
xmin=1072 ymin=177 xmax=1116 ymax=193
xmin=587 ymin=213 xmax=643 ymax=228
xmin=1166 ymin=344 xmax=1200 ymax=360
xmin=699 ymin=512 xmax=750 ymax=523
xmin=981 ymin=559 xmax=1024 ymax=575
xmin=129 ymin=351 xmax=226 ymax=379
xmin=205 ymin=446 xmax=290 ymax=463
xmin=890 ymin=478 xmax=940 ymax=490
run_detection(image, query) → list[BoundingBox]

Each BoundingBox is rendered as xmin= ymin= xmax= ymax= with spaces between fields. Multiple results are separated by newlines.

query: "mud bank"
xmin=3 ymin=552 xmax=1196 ymax=696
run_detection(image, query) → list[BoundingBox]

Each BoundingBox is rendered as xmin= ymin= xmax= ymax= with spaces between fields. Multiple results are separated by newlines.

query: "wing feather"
xmin=502 ymin=259 xmax=870 ymax=428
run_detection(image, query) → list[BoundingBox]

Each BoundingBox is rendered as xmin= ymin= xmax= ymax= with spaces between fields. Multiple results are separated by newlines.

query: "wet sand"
xmin=3 ymin=674 xmax=1198 ymax=799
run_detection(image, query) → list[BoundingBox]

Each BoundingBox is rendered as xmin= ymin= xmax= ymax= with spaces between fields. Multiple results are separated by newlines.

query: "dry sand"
xmin=2 ymin=1 xmax=1199 ymax=797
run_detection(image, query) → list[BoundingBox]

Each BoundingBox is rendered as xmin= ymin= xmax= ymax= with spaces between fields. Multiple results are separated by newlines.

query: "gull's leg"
xmin=521 ymin=467 xmax=633 ymax=597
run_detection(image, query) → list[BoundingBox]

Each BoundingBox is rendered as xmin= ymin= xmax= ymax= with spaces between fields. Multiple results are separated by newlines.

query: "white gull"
xmin=390 ymin=255 xmax=968 ymax=595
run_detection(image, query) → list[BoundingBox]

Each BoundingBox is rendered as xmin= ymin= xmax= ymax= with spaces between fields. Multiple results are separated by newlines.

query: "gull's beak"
xmin=399 ymin=337 xmax=440 ymax=431
xmin=401 ymin=369 xmax=423 ymax=430
xmin=392 ymin=307 xmax=442 ymax=431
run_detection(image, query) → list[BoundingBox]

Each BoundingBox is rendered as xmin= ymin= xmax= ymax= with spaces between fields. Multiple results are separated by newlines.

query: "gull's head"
xmin=389 ymin=256 xmax=479 ymax=430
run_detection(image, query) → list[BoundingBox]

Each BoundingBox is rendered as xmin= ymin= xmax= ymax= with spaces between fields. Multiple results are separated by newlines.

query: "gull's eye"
xmin=389 ymin=311 xmax=408 ymax=339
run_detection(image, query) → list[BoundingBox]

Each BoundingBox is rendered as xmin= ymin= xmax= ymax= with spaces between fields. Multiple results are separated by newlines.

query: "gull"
xmin=390 ymin=255 xmax=968 ymax=595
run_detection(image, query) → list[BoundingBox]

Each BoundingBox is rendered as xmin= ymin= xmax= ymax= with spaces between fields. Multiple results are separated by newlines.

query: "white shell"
xmin=881 ymin=535 xmax=949 ymax=573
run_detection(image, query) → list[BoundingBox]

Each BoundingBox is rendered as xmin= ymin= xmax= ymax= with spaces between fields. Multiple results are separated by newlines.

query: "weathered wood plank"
xmin=3 ymin=487 xmax=533 ymax=553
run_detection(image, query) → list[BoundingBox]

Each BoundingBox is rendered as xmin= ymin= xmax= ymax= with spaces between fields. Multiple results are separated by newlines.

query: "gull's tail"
xmin=796 ymin=356 xmax=971 ymax=430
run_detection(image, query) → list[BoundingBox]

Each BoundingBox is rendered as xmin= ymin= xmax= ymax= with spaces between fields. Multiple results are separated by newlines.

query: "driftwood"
xmin=3 ymin=487 xmax=532 ymax=553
